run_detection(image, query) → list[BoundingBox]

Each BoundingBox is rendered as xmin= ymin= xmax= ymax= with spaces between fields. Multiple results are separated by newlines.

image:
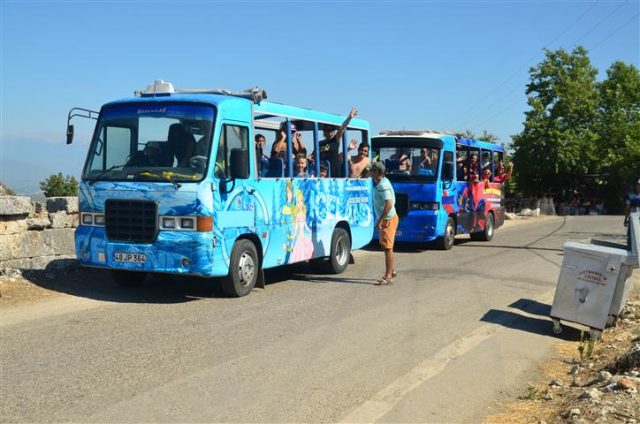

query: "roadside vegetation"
xmin=39 ymin=173 xmax=79 ymax=197
xmin=511 ymin=46 xmax=640 ymax=211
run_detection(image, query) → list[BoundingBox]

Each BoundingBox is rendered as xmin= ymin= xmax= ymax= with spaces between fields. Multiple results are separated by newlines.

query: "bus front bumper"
xmin=74 ymin=226 xmax=225 ymax=276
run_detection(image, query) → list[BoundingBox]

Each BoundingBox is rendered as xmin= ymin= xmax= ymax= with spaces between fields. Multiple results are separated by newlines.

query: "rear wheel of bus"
xmin=222 ymin=239 xmax=259 ymax=297
xmin=111 ymin=270 xmax=147 ymax=286
xmin=436 ymin=217 xmax=456 ymax=250
xmin=471 ymin=212 xmax=494 ymax=242
xmin=327 ymin=227 xmax=351 ymax=274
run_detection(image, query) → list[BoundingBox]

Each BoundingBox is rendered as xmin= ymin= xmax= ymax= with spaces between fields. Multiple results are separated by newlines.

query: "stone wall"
xmin=0 ymin=196 xmax=78 ymax=270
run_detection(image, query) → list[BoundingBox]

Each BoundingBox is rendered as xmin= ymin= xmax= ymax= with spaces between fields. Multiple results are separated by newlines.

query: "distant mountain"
xmin=1 ymin=139 xmax=86 ymax=196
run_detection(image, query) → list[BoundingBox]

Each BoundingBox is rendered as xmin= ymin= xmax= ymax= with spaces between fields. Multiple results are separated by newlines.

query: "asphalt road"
xmin=1 ymin=216 xmax=635 ymax=423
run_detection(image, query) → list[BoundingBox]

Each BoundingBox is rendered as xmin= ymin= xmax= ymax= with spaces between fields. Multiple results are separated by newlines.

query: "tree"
xmin=478 ymin=130 xmax=499 ymax=143
xmin=512 ymin=46 xmax=599 ymax=201
xmin=39 ymin=173 xmax=79 ymax=197
xmin=596 ymin=61 xmax=640 ymax=208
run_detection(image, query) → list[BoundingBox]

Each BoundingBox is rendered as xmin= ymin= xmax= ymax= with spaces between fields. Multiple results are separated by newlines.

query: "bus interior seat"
xmin=266 ymin=158 xmax=285 ymax=178
xmin=385 ymin=159 xmax=400 ymax=173
xmin=259 ymin=157 xmax=270 ymax=177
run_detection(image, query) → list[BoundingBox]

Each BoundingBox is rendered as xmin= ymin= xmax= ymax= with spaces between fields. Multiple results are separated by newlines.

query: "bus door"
xmin=213 ymin=122 xmax=258 ymax=256
xmin=440 ymin=148 xmax=457 ymax=222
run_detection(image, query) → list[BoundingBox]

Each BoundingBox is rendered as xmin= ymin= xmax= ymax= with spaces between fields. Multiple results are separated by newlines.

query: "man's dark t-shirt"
xmin=319 ymin=136 xmax=340 ymax=177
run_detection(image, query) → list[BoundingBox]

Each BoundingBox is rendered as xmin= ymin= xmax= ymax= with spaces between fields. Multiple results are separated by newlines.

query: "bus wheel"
xmin=327 ymin=227 xmax=351 ymax=274
xmin=111 ymin=270 xmax=147 ymax=287
xmin=222 ymin=239 xmax=259 ymax=297
xmin=436 ymin=217 xmax=455 ymax=250
xmin=471 ymin=212 xmax=494 ymax=242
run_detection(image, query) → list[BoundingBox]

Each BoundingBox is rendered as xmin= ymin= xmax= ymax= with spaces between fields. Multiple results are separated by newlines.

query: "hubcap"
xmin=487 ymin=218 xmax=494 ymax=237
xmin=446 ymin=223 xmax=454 ymax=245
xmin=238 ymin=252 xmax=255 ymax=287
xmin=336 ymin=237 xmax=348 ymax=265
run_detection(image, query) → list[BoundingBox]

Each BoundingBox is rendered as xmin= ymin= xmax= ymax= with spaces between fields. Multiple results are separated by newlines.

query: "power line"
xmin=462 ymin=1 xmax=635 ymax=132
xmin=589 ymin=11 xmax=639 ymax=52
xmin=446 ymin=0 xmax=601 ymax=130
xmin=573 ymin=0 xmax=630 ymax=45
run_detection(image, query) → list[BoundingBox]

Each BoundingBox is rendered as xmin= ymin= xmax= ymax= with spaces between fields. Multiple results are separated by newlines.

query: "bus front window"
xmin=83 ymin=103 xmax=215 ymax=183
xmin=377 ymin=147 xmax=440 ymax=180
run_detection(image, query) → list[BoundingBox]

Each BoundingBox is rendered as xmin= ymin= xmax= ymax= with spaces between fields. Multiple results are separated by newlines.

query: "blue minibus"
xmin=67 ymin=80 xmax=373 ymax=296
xmin=371 ymin=131 xmax=506 ymax=249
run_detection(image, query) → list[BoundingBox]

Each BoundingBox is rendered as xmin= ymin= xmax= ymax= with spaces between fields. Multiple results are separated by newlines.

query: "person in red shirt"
xmin=493 ymin=160 xmax=514 ymax=183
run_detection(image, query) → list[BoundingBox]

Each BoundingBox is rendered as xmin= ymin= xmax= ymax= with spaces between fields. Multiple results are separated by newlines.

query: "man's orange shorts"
xmin=379 ymin=213 xmax=399 ymax=250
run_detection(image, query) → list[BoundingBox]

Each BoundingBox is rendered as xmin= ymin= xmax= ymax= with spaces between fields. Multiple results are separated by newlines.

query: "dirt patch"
xmin=485 ymin=296 xmax=640 ymax=424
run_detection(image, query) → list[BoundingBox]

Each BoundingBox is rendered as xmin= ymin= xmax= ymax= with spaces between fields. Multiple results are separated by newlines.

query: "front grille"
xmin=105 ymin=199 xmax=158 ymax=243
xmin=395 ymin=193 xmax=409 ymax=217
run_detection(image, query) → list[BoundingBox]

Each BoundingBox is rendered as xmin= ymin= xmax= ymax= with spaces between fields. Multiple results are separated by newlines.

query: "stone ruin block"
xmin=0 ymin=196 xmax=33 ymax=216
xmin=46 ymin=197 xmax=79 ymax=214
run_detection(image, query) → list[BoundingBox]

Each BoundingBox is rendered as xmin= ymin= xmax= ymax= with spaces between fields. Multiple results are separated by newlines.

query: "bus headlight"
xmin=82 ymin=213 xmax=93 ymax=225
xmin=162 ymin=217 xmax=177 ymax=229
xmin=180 ymin=218 xmax=195 ymax=229
xmin=81 ymin=212 xmax=106 ymax=226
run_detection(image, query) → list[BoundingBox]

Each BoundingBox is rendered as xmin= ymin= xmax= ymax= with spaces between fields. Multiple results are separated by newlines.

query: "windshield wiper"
xmin=88 ymin=164 xmax=127 ymax=185
xmin=135 ymin=170 xmax=182 ymax=190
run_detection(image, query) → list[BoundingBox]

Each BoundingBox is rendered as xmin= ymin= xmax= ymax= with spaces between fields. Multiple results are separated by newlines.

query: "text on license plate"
xmin=114 ymin=252 xmax=147 ymax=263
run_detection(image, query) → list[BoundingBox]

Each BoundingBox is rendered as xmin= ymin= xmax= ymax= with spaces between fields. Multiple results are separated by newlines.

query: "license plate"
xmin=114 ymin=252 xmax=147 ymax=263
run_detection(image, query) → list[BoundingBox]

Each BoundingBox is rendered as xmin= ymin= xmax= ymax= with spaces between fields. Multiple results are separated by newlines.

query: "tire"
xmin=471 ymin=212 xmax=494 ymax=241
xmin=435 ymin=217 xmax=455 ymax=250
xmin=325 ymin=227 xmax=351 ymax=274
xmin=222 ymin=239 xmax=259 ymax=297
xmin=111 ymin=270 xmax=147 ymax=287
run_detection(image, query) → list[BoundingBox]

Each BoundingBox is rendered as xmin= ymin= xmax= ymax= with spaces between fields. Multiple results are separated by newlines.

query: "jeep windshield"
xmin=83 ymin=102 xmax=215 ymax=183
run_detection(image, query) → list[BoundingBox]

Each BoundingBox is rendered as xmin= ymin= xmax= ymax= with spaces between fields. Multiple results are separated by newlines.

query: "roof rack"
xmin=134 ymin=80 xmax=268 ymax=103
xmin=380 ymin=129 xmax=452 ymax=136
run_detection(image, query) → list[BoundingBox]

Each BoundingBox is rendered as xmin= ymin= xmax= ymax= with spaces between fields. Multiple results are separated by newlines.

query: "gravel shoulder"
xmin=484 ymin=291 xmax=640 ymax=424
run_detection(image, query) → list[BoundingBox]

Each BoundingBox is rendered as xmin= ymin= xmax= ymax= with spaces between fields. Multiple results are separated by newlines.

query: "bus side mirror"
xmin=444 ymin=162 xmax=454 ymax=180
xmin=66 ymin=125 xmax=74 ymax=144
xmin=230 ymin=148 xmax=249 ymax=179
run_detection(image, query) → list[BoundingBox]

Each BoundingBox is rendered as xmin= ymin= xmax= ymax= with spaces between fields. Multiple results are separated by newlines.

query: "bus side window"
xmin=456 ymin=147 xmax=468 ymax=181
xmin=216 ymin=124 xmax=249 ymax=179
xmin=481 ymin=150 xmax=493 ymax=181
xmin=442 ymin=151 xmax=454 ymax=180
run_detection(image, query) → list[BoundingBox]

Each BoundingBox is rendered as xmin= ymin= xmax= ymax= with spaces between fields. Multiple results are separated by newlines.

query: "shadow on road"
xmin=20 ymin=259 xmax=323 ymax=304
xmin=481 ymin=304 xmax=584 ymax=342
xmin=509 ymin=298 xmax=552 ymax=316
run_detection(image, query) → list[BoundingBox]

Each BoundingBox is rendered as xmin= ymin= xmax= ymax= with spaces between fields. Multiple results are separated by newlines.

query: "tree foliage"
xmin=512 ymin=46 xmax=599 ymax=200
xmin=39 ymin=173 xmax=79 ymax=197
xmin=596 ymin=61 xmax=640 ymax=203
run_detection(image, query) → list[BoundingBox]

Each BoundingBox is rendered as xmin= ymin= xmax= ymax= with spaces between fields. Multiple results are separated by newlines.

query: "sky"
xmin=1 ymin=0 xmax=638 ymax=194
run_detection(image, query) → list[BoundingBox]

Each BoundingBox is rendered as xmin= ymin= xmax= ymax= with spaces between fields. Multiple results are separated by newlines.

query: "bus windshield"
xmin=377 ymin=147 xmax=440 ymax=181
xmin=83 ymin=102 xmax=215 ymax=183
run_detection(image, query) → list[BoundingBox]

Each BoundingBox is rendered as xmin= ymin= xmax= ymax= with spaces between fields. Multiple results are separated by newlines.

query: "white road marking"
xmin=340 ymin=289 xmax=556 ymax=423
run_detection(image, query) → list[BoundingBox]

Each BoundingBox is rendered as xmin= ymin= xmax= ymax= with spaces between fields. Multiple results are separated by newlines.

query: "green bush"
xmin=39 ymin=173 xmax=79 ymax=197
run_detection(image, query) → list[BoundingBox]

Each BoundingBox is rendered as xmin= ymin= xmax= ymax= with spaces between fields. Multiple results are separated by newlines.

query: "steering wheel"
xmin=214 ymin=162 xmax=226 ymax=179
xmin=189 ymin=155 xmax=207 ymax=171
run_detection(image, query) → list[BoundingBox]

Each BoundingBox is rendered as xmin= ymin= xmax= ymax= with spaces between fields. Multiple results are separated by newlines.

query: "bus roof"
xmin=457 ymin=137 xmax=504 ymax=152
xmin=373 ymin=131 xmax=503 ymax=152
xmin=103 ymin=82 xmax=369 ymax=130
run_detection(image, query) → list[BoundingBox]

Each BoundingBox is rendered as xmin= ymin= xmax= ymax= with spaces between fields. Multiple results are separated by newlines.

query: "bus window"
xmin=253 ymin=117 xmax=286 ymax=178
xmin=442 ymin=151 xmax=454 ymax=181
xmin=456 ymin=146 xmax=468 ymax=181
xmin=468 ymin=148 xmax=479 ymax=182
xmin=345 ymin=129 xmax=369 ymax=178
xmin=216 ymin=124 xmax=249 ymax=179
xmin=481 ymin=150 xmax=493 ymax=181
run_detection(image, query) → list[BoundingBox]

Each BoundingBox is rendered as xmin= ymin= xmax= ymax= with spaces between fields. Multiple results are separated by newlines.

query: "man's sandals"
xmin=375 ymin=270 xmax=397 ymax=285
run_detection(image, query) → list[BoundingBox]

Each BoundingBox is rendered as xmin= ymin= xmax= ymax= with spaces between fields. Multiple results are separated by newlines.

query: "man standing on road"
xmin=624 ymin=178 xmax=640 ymax=250
xmin=371 ymin=161 xmax=398 ymax=285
